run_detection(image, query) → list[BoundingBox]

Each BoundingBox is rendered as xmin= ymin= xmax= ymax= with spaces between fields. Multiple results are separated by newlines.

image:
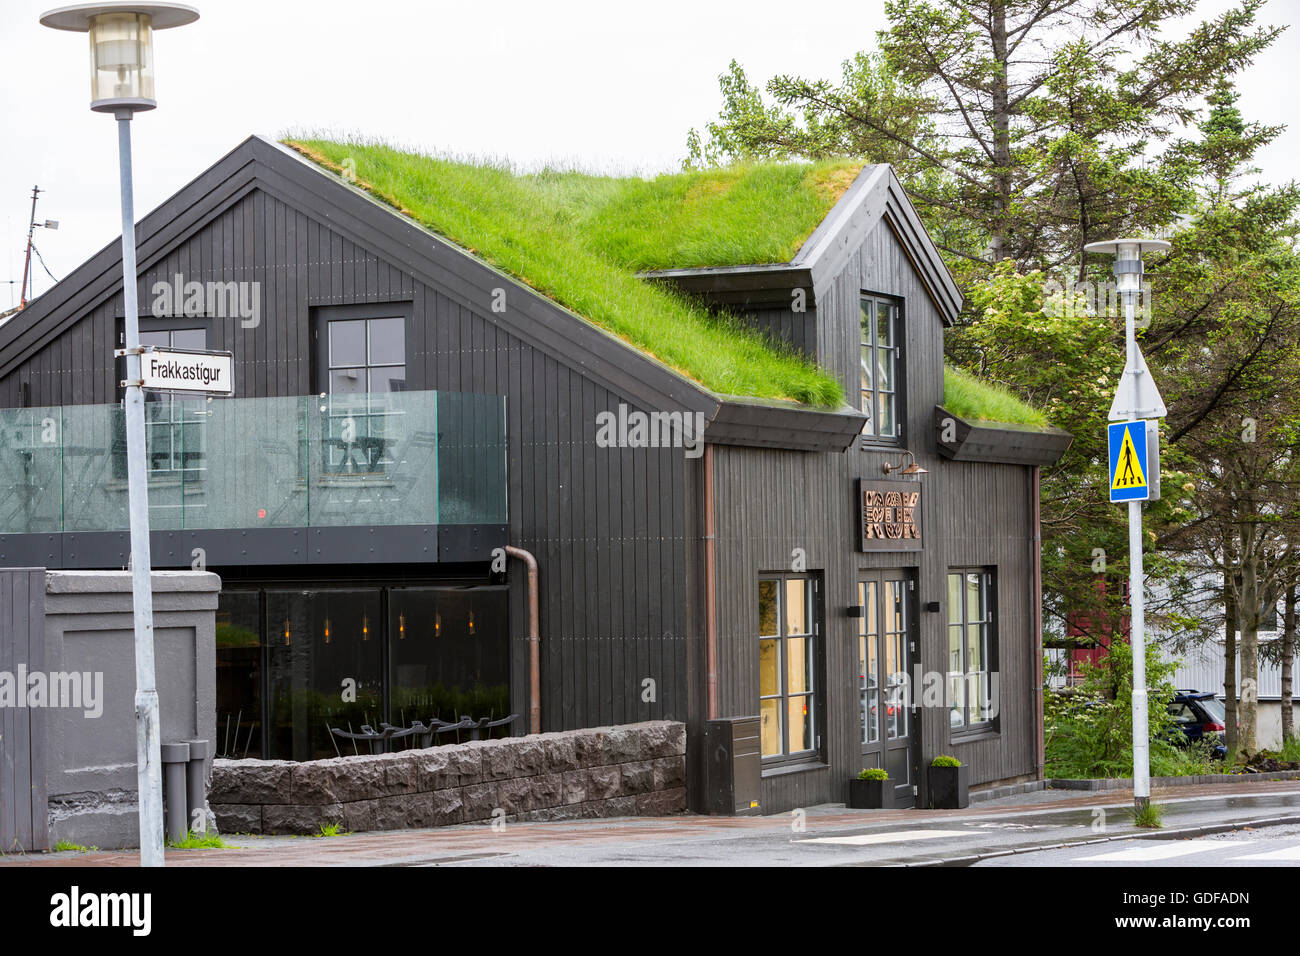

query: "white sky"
xmin=2 ymin=0 xmax=1297 ymax=306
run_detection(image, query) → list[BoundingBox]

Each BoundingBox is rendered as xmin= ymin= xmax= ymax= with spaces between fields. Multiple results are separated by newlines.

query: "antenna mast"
xmin=20 ymin=185 xmax=41 ymax=309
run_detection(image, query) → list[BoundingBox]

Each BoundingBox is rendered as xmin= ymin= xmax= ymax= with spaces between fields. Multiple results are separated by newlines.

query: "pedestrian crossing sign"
xmin=1109 ymin=420 xmax=1151 ymax=502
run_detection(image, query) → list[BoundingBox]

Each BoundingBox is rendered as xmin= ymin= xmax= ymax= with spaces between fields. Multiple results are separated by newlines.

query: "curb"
xmin=1048 ymin=769 xmax=1300 ymax=790
xmin=904 ymin=812 xmax=1300 ymax=867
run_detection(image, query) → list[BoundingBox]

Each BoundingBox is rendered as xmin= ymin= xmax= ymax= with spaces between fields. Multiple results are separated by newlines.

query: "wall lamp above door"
xmin=881 ymin=450 xmax=927 ymax=477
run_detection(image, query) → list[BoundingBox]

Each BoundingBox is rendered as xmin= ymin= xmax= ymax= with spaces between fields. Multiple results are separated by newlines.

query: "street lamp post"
xmin=40 ymin=1 xmax=199 ymax=867
xmin=1083 ymin=237 xmax=1171 ymax=814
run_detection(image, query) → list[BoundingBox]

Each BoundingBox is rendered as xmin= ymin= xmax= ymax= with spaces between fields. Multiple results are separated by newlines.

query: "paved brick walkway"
xmin=9 ymin=778 xmax=1300 ymax=867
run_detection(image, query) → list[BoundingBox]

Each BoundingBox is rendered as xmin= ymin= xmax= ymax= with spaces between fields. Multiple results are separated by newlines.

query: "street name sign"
xmin=134 ymin=347 xmax=234 ymax=396
xmin=1109 ymin=419 xmax=1161 ymax=503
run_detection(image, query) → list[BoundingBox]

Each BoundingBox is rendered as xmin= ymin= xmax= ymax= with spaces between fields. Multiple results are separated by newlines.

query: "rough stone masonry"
xmin=209 ymin=721 xmax=686 ymax=835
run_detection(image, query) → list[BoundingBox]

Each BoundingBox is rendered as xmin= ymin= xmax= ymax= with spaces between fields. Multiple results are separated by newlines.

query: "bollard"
xmin=185 ymin=739 xmax=210 ymax=835
xmin=160 ymin=742 xmax=190 ymax=845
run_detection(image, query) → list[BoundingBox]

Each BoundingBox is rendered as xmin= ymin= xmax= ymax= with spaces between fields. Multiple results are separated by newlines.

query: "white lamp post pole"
xmin=40 ymin=1 xmax=200 ymax=867
xmin=1084 ymin=237 xmax=1170 ymax=814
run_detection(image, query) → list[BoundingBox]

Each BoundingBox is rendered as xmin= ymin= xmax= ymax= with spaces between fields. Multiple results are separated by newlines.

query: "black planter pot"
xmin=928 ymin=764 xmax=969 ymax=809
xmin=848 ymin=777 xmax=893 ymax=809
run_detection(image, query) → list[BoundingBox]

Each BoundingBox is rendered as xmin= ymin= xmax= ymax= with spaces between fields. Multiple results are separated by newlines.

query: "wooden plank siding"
xmin=0 ymin=186 xmax=690 ymax=739
xmin=704 ymin=218 xmax=1040 ymax=812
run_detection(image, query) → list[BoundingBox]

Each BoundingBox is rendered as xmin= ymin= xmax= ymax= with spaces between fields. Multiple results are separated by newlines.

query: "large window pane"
xmin=788 ymin=637 xmax=812 ymax=695
xmin=787 ymin=695 xmax=813 ymax=753
xmin=369 ymin=366 xmax=407 ymax=393
xmin=389 ymin=587 xmax=510 ymax=732
xmin=967 ymin=622 xmax=983 ymax=672
xmin=215 ymin=590 xmax=262 ymax=759
xmin=171 ymin=327 xmax=206 ymax=350
xmin=329 ymin=368 xmax=365 ymax=395
xmin=367 ymin=317 xmax=405 ymax=365
xmin=878 ymin=391 xmax=894 ymax=436
xmin=266 ymin=588 xmax=382 ymax=761
xmin=758 ymin=581 xmax=778 ymax=636
xmin=877 ymin=304 xmax=894 ymax=347
xmin=949 ymin=671 xmax=965 ymax=727
xmin=759 ymin=638 xmax=780 ymax=697
xmin=329 ymin=319 xmax=366 ymax=367
xmin=760 ymin=698 xmax=782 ymax=757
xmin=865 ymin=581 xmax=877 ymax=636
xmin=785 ymin=578 xmax=810 ymax=635
xmin=877 ymin=347 xmax=894 ymax=393
xmin=887 ymin=581 xmax=904 ymax=632
xmin=947 ymin=573 xmax=963 ymax=625
xmin=966 ymin=572 xmax=982 ymax=622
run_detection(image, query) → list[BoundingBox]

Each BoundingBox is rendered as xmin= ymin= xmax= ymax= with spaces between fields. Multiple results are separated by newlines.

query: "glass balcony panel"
xmin=436 ymin=391 xmax=507 ymax=525
xmin=0 ymin=390 xmax=503 ymax=534
xmin=0 ymin=405 xmax=64 ymax=533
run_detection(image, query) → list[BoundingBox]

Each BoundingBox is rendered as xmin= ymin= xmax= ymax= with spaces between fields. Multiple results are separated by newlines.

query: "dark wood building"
xmin=0 ymin=136 xmax=1069 ymax=811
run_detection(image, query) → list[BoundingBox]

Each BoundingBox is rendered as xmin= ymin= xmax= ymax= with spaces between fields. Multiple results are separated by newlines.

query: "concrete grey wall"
xmin=42 ymin=570 xmax=221 ymax=849
xmin=209 ymin=720 xmax=686 ymax=835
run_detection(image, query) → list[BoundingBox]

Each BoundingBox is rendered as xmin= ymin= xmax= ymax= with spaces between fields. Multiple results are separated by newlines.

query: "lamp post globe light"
xmin=1083 ymin=236 xmax=1171 ymax=815
xmin=40 ymin=1 xmax=199 ymax=868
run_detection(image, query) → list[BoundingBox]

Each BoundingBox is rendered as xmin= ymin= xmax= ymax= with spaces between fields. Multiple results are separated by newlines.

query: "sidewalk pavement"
xmin=10 ymin=778 xmax=1300 ymax=867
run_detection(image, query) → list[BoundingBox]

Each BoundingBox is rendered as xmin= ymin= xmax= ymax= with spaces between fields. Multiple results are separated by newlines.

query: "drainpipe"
xmin=1031 ymin=465 xmax=1045 ymax=779
xmin=705 ymin=444 xmax=718 ymax=720
xmin=506 ymin=545 xmax=541 ymax=735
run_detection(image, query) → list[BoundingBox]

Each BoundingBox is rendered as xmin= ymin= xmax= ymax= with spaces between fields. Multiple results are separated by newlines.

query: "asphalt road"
xmin=975 ymin=822 xmax=1300 ymax=866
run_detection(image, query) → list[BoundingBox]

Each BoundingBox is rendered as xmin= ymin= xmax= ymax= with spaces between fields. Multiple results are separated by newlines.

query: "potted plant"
xmin=928 ymin=755 xmax=969 ymax=809
xmin=848 ymin=767 xmax=893 ymax=809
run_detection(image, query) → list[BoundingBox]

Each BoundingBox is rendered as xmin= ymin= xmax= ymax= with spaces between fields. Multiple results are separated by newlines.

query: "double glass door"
xmin=857 ymin=570 xmax=915 ymax=806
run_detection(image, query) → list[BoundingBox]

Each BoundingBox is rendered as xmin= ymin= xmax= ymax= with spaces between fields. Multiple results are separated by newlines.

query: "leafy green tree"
xmin=1146 ymin=83 xmax=1300 ymax=758
xmin=688 ymin=0 xmax=1280 ymax=279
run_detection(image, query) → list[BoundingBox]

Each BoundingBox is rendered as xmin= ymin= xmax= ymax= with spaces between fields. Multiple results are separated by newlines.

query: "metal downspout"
xmin=506 ymin=545 xmax=541 ymax=735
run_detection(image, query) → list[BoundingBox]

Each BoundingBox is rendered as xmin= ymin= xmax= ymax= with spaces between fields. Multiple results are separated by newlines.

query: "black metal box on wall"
xmin=703 ymin=716 xmax=762 ymax=816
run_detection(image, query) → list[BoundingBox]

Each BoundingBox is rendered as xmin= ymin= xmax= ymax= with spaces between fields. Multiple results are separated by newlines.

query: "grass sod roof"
xmin=942 ymin=365 xmax=1048 ymax=428
xmin=284 ymin=138 xmax=855 ymax=407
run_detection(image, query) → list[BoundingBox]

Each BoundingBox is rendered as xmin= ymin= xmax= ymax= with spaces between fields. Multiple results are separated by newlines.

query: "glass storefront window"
xmin=267 ymin=589 xmax=383 ymax=761
xmin=215 ymin=590 xmax=261 ymax=759
xmin=389 ymin=587 xmax=510 ymax=728
xmin=214 ymin=583 xmax=510 ymax=761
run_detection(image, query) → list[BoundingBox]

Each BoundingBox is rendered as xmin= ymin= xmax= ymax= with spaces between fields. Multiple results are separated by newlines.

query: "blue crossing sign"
xmin=1109 ymin=420 xmax=1154 ymax=502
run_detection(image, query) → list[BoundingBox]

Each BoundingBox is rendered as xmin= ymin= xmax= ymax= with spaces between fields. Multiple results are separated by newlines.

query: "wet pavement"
xmin=9 ymin=779 xmax=1300 ymax=867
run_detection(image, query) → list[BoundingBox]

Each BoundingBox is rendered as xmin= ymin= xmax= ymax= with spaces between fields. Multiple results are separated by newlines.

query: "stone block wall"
xmin=210 ymin=721 xmax=686 ymax=834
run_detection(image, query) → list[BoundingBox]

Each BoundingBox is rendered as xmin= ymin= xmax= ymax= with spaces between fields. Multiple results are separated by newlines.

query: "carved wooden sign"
xmin=857 ymin=479 xmax=923 ymax=552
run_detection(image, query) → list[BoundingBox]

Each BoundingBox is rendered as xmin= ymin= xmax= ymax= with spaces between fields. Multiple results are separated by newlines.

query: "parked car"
xmin=1167 ymin=689 xmax=1228 ymax=758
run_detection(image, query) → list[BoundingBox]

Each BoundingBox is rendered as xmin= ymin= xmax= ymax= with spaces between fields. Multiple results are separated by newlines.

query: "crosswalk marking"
xmin=802 ymin=829 xmax=971 ymax=846
xmin=1230 ymin=843 xmax=1300 ymax=861
xmin=1078 ymin=841 xmax=1247 ymax=862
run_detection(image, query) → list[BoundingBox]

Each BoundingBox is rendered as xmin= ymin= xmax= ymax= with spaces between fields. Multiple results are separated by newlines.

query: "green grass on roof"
xmin=284 ymin=138 xmax=853 ymax=407
xmin=943 ymin=365 xmax=1049 ymax=427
